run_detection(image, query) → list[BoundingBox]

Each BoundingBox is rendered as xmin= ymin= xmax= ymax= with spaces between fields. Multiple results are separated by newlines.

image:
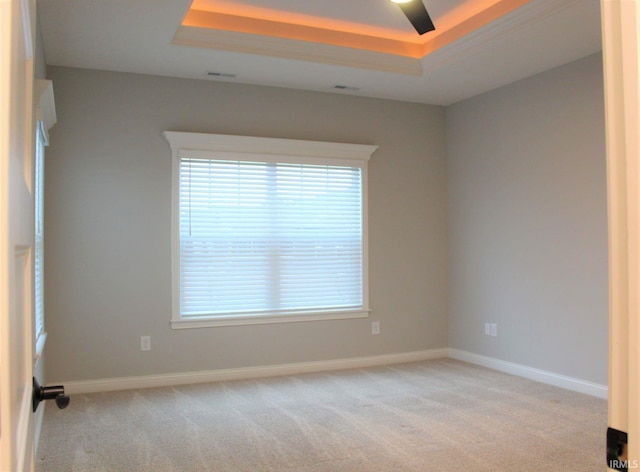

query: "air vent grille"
xmin=206 ymin=72 xmax=237 ymax=79
xmin=333 ymin=85 xmax=360 ymax=91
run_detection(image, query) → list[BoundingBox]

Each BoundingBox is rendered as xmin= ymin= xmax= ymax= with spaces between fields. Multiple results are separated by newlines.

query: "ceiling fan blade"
xmin=397 ymin=1 xmax=435 ymax=35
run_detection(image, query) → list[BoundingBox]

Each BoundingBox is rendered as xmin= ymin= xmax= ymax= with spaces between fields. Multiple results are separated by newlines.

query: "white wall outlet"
xmin=484 ymin=323 xmax=491 ymax=335
xmin=490 ymin=323 xmax=497 ymax=337
xmin=140 ymin=335 xmax=151 ymax=351
xmin=371 ymin=321 xmax=380 ymax=335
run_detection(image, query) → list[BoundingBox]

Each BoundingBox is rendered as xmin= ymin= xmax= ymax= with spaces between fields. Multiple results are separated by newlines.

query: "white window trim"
xmin=164 ymin=131 xmax=377 ymax=329
xmin=33 ymin=79 xmax=56 ymax=364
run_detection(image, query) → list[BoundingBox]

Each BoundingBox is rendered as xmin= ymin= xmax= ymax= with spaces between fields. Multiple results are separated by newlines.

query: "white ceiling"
xmin=37 ymin=0 xmax=602 ymax=106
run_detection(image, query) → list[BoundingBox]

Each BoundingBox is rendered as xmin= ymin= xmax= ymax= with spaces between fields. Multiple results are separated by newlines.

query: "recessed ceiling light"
xmin=389 ymin=0 xmax=413 ymax=4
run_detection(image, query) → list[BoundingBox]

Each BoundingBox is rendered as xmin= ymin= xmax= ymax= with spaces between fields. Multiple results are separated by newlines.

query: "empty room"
xmin=5 ymin=0 xmax=632 ymax=471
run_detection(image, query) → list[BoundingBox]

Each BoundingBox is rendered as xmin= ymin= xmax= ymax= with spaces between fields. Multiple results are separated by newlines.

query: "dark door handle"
xmin=32 ymin=377 xmax=70 ymax=412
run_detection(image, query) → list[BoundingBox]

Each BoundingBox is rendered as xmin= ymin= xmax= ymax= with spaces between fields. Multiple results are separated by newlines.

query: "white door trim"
xmin=601 ymin=0 xmax=640 ymax=467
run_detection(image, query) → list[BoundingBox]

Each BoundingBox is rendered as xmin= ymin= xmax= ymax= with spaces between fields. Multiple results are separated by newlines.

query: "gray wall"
xmin=44 ymin=67 xmax=449 ymax=382
xmin=446 ymin=54 xmax=608 ymax=384
xmin=45 ymin=53 xmax=609 ymax=386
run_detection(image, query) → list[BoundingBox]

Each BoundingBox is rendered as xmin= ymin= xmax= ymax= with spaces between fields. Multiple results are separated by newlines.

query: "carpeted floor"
xmin=35 ymin=359 xmax=606 ymax=471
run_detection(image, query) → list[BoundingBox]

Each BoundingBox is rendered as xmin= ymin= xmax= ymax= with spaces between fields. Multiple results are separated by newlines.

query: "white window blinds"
xmin=165 ymin=132 xmax=376 ymax=328
xmin=179 ymin=159 xmax=363 ymax=318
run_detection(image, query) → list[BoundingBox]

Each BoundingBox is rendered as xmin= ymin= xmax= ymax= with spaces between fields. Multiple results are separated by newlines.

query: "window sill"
xmin=171 ymin=309 xmax=370 ymax=329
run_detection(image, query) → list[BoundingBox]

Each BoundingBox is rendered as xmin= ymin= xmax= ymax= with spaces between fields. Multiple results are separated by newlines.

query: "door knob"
xmin=32 ymin=377 xmax=70 ymax=412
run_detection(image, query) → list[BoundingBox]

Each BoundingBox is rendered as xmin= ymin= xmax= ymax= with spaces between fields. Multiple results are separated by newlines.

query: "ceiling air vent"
xmin=206 ymin=72 xmax=237 ymax=79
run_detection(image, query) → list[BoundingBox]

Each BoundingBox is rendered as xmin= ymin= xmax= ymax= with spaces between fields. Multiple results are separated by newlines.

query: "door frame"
xmin=601 ymin=0 xmax=640 ymax=468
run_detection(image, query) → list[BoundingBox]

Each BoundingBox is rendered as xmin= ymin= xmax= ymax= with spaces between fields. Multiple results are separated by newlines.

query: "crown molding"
xmin=422 ymin=0 xmax=586 ymax=73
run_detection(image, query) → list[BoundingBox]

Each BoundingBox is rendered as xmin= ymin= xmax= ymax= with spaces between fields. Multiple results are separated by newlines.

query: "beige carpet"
xmin=35 ymin=359 xmax=606 ymax=471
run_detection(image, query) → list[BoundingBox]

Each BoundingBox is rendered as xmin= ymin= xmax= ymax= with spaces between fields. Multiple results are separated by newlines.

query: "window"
xmin=164 ymin=132 xmax=377 ymax=328
xmin=34 ymin=122 xmax=46 ymax=352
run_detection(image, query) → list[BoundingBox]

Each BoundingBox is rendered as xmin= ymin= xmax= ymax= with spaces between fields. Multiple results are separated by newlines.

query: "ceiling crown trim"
xmin=423 ymin=0 xmax=587 ymax=72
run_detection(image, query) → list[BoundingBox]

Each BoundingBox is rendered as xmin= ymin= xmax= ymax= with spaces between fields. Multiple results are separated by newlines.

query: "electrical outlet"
xmin=140 ymin=335 xmax=151 ymax=351
xmin=371 ymin=321 xmax=380 ymax=335
xmin=490 ymin=323 xmax=497 ymax=337
xmin=484 ymin=323 xmax=491 ymax=336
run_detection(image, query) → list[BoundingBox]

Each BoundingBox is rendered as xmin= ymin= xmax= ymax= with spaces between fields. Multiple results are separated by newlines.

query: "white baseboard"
xmin=56 ymin=348 xmax=608 ymax=399
xmin=60 ymin=348 xmax=449 ymax=394
xmin=449 ymin=349 xmax=608 ymax=399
